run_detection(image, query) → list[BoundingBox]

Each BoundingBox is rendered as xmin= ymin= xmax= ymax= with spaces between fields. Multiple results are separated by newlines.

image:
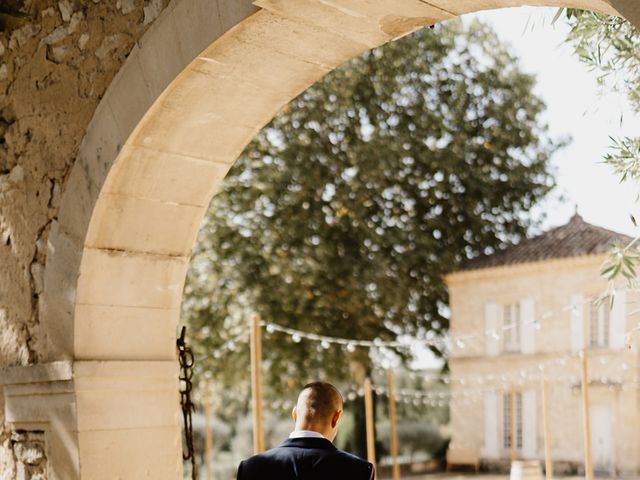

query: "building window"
xmin=503 ymin=392 xmax=523 ymax=450
xmin=589 ymin=297 xmax=610 ymax=348
xmin=503 ymin=303 xmax=520 ymax=353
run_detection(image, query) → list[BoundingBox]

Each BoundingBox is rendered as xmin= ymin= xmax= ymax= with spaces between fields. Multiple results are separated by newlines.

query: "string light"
xmin=201 ymin=286 xmax=633 ymax=366
xmin=199 ymin=287 xmax=640 ymax=413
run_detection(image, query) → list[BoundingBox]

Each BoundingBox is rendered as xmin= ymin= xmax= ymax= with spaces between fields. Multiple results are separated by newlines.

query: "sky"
xmin=469 ymin=6 xmax=640 ymax=237
xmin=414 ymin=6 xmax=640 ymax=369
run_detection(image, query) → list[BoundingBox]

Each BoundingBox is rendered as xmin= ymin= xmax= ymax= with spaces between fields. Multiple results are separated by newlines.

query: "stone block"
xmin=75 ymin=248 xmax=188 ymax=309
xmin=172 ymin=0 xmax=223 ymax=62
xmin=77 ymin=426 xmax=182 ymax=479
xmin=40 ymin=223 xmax=83 ymax=360
xmin=56 ymin=162 xmax=99 ymax=244
xmin=131 ymin=100 xmax=259 ymax=163
xmin=102 ymin=144 xmax=232 ymax=207
xmin=137 ymin=9 xmax=188 ymax=100
xmin=75 ymin=389 xmax=179 ymax=431
xmin=424 ymin=0 xmax=618 ymax=16
xmin=58 ymin=98 xmax=123 ymax=241
xmin=105 ymin=45 xmax=153 ymax=142
xmin=73 ymin=360 xmax=178 ymax=385
xmin=256 ymin=0 xmax=453 ymax=40
xmin=217 ymin=0 xmax=259 ymax=32
xmin=84 ymin=193 xmax=204 ymax=256
xmin=74 ymin=304 xmax=178 ymax=361
xmin=74 ymin=86 xmax=127 ymax=187
xmin=197 ymin=31 xmax=330 ymax=98
xmin=252 ymin=0 xmax=390 ymax=47
xmin=160 ymin=67 xmax=285 ymax=130
xmin=4 ymin=386 xmax=75 ymax=427
xmin=73 ymin=360 xmax=180 ymax=431
xmin=220 ymin=10 xmax=370 ymax=70
xmin=0 ymin=361 xmax=72 ymax=385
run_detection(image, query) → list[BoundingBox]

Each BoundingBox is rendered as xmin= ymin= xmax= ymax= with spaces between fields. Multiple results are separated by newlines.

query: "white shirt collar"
xmin=289 ymin=430 xmax=325 ymax=439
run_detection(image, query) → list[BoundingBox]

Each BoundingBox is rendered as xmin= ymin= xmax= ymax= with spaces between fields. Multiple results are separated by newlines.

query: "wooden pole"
xmin=364 ymin=378 xmax=377 ymax=471
xmin=510 ymin=384 xmax=517 ymax=463
xmin=387 ymin=369 xmax=400 ymax=480
xmin=250 ymin=314 xmax=264 ymax=453
xmin=204 ymin=390 xmax=214 ymax=480
xmin=541 ymin=374 xmax=553 ymax=480
xmin=580 ymin=349 xmax=594 ymax=480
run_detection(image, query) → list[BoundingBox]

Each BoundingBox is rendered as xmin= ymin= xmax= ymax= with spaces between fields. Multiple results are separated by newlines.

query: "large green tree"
xmin=183 ymin=19 xmax=561 ymax=455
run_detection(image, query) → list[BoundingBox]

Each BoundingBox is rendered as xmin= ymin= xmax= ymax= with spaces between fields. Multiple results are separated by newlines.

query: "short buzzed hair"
xmin=297 ymin=382 xmax=343 ymax=423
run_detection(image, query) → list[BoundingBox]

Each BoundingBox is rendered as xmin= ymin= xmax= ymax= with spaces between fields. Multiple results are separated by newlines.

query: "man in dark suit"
xmin=237 ymin=381 xmax=374 ymax=479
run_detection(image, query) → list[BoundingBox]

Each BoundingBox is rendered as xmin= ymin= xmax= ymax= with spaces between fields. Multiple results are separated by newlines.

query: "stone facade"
xmin=0 ymin=0 xmax=637 ymax=478
xmin=447 ymin=253 xmax=640 ymax=476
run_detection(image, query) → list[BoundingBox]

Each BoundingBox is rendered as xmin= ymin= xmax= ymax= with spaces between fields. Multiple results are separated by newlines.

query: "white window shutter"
xmin=609 ymin=289 xmax=627 ymax=349
xmin=485 ymin=302 xmax=499 ymax=356
xmin=570 ymin=294 xmax=585 ymax=352
xmin=522 ymin=390 xmax=537 ymax=458
xmin=520 ymin=298 xmax=535 ymax=354
xmin=483 ymin=391 xmax=498 ymax=458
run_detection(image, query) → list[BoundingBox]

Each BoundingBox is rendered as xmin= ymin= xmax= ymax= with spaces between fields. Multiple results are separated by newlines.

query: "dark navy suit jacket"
xmin=237 ymin=437 xmax=375 ymax=480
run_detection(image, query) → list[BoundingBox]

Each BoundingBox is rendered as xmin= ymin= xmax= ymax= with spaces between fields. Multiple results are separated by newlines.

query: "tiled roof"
xmin=459 ymin=213 xmax=632 ymax=271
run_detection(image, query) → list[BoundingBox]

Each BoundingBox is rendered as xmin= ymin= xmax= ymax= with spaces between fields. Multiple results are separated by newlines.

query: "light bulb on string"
xmin=292 ymin=333 xmax=302 ymax=343
xmin=455 ymin=338 xmax=466 ymax=349
xmin=266 ymin=324 xmax=275 ymax=334
xmin=321 ymin=340 xmax=331 ymax=350
xmin=346 ymin=343 xmax=356 ymax=353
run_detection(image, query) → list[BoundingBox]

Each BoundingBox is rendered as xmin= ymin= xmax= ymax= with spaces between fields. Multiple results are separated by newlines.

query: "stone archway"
xmin=5 ymin=0 xmax=637 ymax=478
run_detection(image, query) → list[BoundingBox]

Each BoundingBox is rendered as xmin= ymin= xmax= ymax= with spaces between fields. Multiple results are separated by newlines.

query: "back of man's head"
xmin=295 ymin=382 xmax=343 ymax=430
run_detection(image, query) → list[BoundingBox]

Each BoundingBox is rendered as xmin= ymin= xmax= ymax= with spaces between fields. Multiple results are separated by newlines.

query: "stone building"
xmin=0 ymin=0 xmax=638 ymax=478
xmin=446 ymin=214 xmax=639 ymax=476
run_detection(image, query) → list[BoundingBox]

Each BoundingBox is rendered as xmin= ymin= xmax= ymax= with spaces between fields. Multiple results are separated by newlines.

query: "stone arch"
xmin=33 ymin=0 xmax=637 ymax=478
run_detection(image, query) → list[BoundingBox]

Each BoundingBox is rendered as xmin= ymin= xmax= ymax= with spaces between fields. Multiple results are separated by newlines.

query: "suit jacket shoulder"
xmin=237 ymin=437 xmax=374 ymax=480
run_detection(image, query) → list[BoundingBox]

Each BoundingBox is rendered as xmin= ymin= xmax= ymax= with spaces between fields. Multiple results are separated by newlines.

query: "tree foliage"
xmin=564 ymin=9 xmax=640 ymax=284
xmin=183 ymin=19 xmax=559 ymax=421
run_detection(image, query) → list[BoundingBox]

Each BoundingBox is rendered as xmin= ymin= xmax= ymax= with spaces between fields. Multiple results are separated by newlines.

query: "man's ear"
xmin=292 ymin=406 xmax=298 ymax=424
xmin=331 ymin=409 xmax=343 ymax=428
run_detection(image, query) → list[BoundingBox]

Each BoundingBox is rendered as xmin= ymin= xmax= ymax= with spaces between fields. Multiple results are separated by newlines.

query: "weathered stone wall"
xmin=0 ymin=1 xmax=171 ymax=476
xmin=0 ymin=0 xmax=171 ymax=366
xmin=5 ymin=430 xmax=47 ymax=480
